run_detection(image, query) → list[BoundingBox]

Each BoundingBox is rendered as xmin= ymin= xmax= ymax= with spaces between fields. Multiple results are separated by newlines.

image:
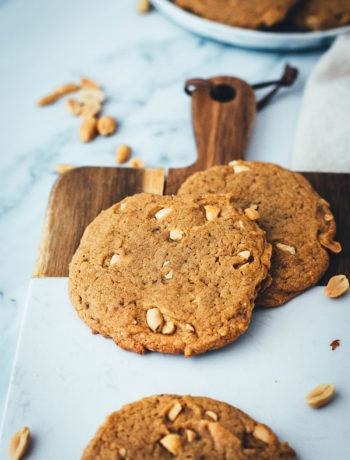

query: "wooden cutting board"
xmin=33 ymin=76 xmax=350 ymax=283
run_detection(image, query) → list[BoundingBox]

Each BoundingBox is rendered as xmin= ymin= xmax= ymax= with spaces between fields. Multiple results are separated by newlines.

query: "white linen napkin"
xmin=292 ymin=34 xmax=350 ymax=172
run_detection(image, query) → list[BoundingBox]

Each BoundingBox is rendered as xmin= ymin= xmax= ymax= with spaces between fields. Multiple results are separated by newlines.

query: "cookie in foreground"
xmin=81 ymin=394 xmax=296 ymax=459
xmin=178 ymin=161 xmax=341 ymax=307
xmin=69 ymin=193 xmax=271 ymax=356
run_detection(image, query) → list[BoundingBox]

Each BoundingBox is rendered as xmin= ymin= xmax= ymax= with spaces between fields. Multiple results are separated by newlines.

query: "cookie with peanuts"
xmin=178 ymin=161 xmax=341 ymax=307
xmin=81 ymin=394 xmax=296 ymax=459
xmin=69 ymin=193 xmax=271 ymax=356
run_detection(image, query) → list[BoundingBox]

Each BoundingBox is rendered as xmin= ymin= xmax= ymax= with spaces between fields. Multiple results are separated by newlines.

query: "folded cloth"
xmin=292 ymin=34 xmax=350 ymax=172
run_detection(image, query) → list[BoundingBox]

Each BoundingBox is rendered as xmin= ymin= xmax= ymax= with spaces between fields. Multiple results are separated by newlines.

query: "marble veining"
xmin=0 ymin=0 xmax=326 ymax=421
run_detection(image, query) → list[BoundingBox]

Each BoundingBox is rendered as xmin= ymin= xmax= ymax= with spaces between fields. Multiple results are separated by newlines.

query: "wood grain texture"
xmin=165 ymin=76 xmax=256 ymax=195
xmin=33 ymin=167 xmax=165 ymax=277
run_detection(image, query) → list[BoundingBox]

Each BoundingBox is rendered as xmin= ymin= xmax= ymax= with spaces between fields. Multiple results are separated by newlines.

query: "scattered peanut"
xmin=205 ymin=410 xmax=218 ymax=421
xmin=97 ymin=116 xmax=117 ymax=136
xmin=276 ymin=243 xmax=296 ymax=255
xmin=204 ymin=205 xmax=220 ymax=221
xmin=66 ymin=98 xmax=82 ymax=116
xmin=36 ymin=93 xmax=59 ymax=106
xmin=137 ymin=0 xmax=151 ymax=14
xmin=55 ymin=164 xmax=75 ymax=174
xmin=79 ymin=118 xmax=97 ymax=142
xmin=129 ymin=158 xmax=146 ymax=168
xmin=116 ymin=145 xmax=131 ymax=164
xmin=81 ymin=77 xmax=100 ymax=89
xmin=160 ymin=434 xmax=181 ymax=455
xmin=244 ymin=207 xmax=260 ymax=220
xmin=146 ymin=307 xmax=163 ymax=332
xmin=167 ymin=401 xmax=182 ymax=421
xmin=78 ymin=88 xmax=105 ymax=104
xmin=8 ymin=426 xmax=30 ymax=460
xmin=305 ymin=383 xmax=335 ymax=408
xmin=81 ymin=101 xmax=101 ymax=120
xmin=169 ymin=229 xmax=183 ymax=241
xmin=54 ymin=83 xmax=80 ymax=96
xmin=324 ymin=275 xmax=349 ymax=298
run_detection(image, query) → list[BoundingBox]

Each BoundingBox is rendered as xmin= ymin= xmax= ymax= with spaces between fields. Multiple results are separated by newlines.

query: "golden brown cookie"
xmin=289 ymin=0 xmax=350 ymax=30
xmin=69 ymin=193 xmax=271 ymax=357
xmin=81 ymin=394 xmax=296 ymax=459
xmin=178 ymin=161 xmax=341 ymax=308
xmin=174 ymin=0 xmax=300 ymax=30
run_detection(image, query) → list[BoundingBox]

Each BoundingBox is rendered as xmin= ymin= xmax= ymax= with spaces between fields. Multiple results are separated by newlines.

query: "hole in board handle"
xmin=211 ymin=84 xmax=236 ymax=103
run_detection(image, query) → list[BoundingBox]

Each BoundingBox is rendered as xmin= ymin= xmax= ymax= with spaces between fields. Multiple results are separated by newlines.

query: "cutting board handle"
xmin=166 ymin=76 xmax=256 ymax=194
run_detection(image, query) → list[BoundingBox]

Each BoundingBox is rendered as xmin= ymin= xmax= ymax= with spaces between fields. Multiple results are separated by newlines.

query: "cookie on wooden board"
xmin=81 ymin=394 xmax=296 ymax=459
xmin=178 ymin=161 xmax=341 ymax=307
xmin=69 ymin=193 xmax=271 ymax=357
xmin=289 ymin=0 xmax=350 ymax=30
xmin=174 ymin=0 xmax=299 ymax=29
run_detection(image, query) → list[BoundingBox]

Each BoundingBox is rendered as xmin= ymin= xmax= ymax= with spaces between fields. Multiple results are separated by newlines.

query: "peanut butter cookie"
xmin=178 ymin=161 xmax=341 ymax=307
xmin=289 ymin=0 xmax=350 ymax=30
xmin=174 ymin=0 xmax=299 ymax=30
xmin=69 ymin=193 xmax=271 ymax=356
xmin=81 ymin=394 xmax=296 ymax=459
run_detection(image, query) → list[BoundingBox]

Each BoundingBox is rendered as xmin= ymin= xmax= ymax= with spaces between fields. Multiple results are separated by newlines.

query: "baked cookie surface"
xmin=178 ymin=161 xmax=341 ymax=307
xmin=69 ymin=193 xmax=271 ymax=357
xmin=174 ymin=0 xmax=299 ymax=29
xmin=81 ymin=394 xmax=296 ymax=460
xmin=289 ymin=0 xmax=350 ymax=30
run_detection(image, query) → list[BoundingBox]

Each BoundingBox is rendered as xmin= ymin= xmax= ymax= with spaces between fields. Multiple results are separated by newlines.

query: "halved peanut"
xmin=233 ymin=165 xmax=250 ymax=173
xmin=110 ymin=254 xmax=120 ymax=266
xmin=81 ymin=101 xmax=101 ymax=120
xmin=54 ymin=83 xmax=80 ymax=96
xmin=162 ymin=321 xmax=176 ymax=335
xmin=164 ymin=270 xmax=173 ymax=280
xmin=160 ymin=434 xmax=181 ymax=455
xmin=137 ymin=0 xmax=151 ymax=13
xmin=78 ymin=88 xmax=105 ymax=104
xmin=324 ymin=275 xmax=349 ymax=298
xmin=305 ymin=383 xmax=335 ymax=408
xmin=276 ymin=243 xmax=296 ymax=255
xmin=238 ymin=250 xmax=250 ymax=260
xmin=205 ymin=410 xmax=218 ymax=421
xmin=36 ymin=93 xmax=59 ymax=106
xmin=253 ymin=424 xmax=273 ymax=444
xmin=8 ymin=426 xmax=30 ymax=460
xmin=119 ymin=447 xmax=126 ymax=458
xmin=170 ymin=229 xmax=183 ymax=241
xmin=146 ymin=308 xmax=163 ymax=332
xmin=244 ymin=207 xmax=259 ymax=220
xmin=319 ymin=234 xmax=342 ymax=253
xmin=155 ymin=208 xmax=173 ymax=220
xmin=167 ymin=401 xmax=182 ymax=421
xmin=204 ymin=205 xmax=220 ymax=221
xmin=185 ymin=323 xmax=195 ymax=332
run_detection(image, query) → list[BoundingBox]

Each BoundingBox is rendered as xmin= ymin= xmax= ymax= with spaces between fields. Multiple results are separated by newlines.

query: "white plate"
xmin=1 ymin=279 xmax=350 ymax=459
xmin=152 ymin=0 xmax=350 ymax=51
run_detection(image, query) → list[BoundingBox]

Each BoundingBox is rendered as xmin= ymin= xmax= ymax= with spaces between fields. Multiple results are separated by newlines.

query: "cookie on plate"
xmin=69 ymin=193 xmax=271 ymax=357
xmin=178 ymin=161 xmax=341 ymax=308
xmin=81 ymin=394 xmax=296 ymax=459
xmin=174 ymin=0 xmax=300 ymax=30
xmin=289 ymin=0 xmax=350 ymax=30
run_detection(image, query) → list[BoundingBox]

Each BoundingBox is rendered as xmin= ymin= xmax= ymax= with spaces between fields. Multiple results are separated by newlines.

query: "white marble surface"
xmin=0 ymin=0 xmax=329 ymax=425
xmin=1 ymin=280 xmax=350 ymax=459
